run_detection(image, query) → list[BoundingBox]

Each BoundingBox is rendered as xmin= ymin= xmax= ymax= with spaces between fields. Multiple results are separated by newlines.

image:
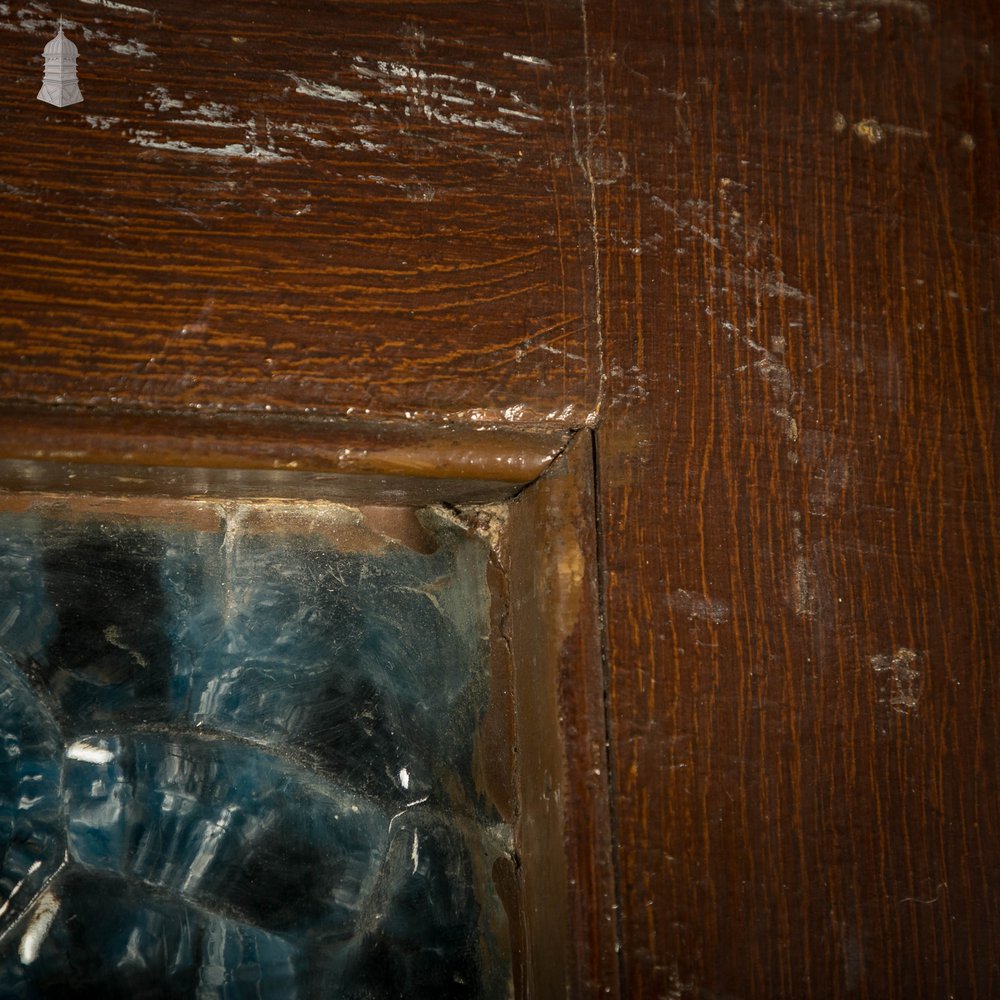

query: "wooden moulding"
xmin=0 ymin=425 xmax=618 ymax=997
xmin=0 ymin=404 xmax=570 ymax=505
xmin=499 ymin=430 xmax=620 ymax=998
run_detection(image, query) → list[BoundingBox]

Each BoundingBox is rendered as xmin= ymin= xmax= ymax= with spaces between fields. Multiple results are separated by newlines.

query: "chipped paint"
xmin=772 ymin=407 xmax=799 ymax=442
xmin=109 ymin=38 xmax=154 ymax=58
xmin=144 ymin=85 xmax=183 ymax=112
xmin=783 ymin=0 xmax=930 ymax=26
xmin=77 ymin=0 xmax=150 ymax=12
xmin=129 ymin=131 xmax=291 ymax=161
xmin=789 ymin=512 xmax=817 ymax=618
xmin=744 ymin=337 xmax=793 ymax=396
xmin=666 ymin=589 xmax=730 ymax=624
xmin=84 ymin=114 xmax=118 ymax=129
xmin=290 ymin=75 xmax=370 ymax=107
xmin=848 ymin=117 xmax=929 ymax=144
xmin=137 ymin=87 xmax=332 ymax=162
xmin=290 ymin=56 xmax=538 ymax=137
xmin=791 ymin=555 xmax=817 ymax=618
xmin=871 ymin=648 xmax=923 ymax=714
xmin=0 ymin=7 xmax=48 ymax=33
xmin=502 ymin=51 xmax=553 ymax=67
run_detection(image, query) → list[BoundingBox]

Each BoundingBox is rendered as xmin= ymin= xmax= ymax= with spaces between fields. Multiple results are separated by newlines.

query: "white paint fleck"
xmin=399 ymin=767 xmax=410 ymax=790
xmin=85 ymin=114 xmax=118 ymax=129
xmin=535 ymin=342 xmax=585 ymax=363
xmin=18 ymin=890 xmax=59 ymax=965
xmin=411 ymin=830 xmax=420 ymax=873
xmin=189 ymin=101 xmax=236 ymax=121
xmin=66 ymin=740 xmax=115 ymax=765
xmin=77 ymin=0 xmax=150 ymax=13
xmin=502 ymin=51 xmax=553 ymax=67
xmin=165 ymin=118 xmax=241 ymax=130
xmin=129 ymin=130 xmax=290 ymax=162
xmin=144 ymin=85 xmax=183 ymax=112
xmin=291 ymin=58 xmax=533 ymax=137
xmin=498 ymin=106 xmax=543 ymax=122
xmin=289 ymin=74 xmax=371 ymax=107
xmin=109 ymin=38 xmax=154 ymax=58
xmin=0 ymin=8 xmax=48 ymax=34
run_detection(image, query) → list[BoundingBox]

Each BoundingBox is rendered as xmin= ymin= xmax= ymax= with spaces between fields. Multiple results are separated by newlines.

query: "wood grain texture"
xmin=591 ymin=1 xmax=998 ymax=997
xmin=0 ymin=1 xmax=598 ymax=427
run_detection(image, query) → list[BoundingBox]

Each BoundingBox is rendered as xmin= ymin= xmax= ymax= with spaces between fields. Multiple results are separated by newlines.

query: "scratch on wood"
xmin=838 ymin=115 xmax=929 ymax=144
xmin=571 ymin=0 xmax=606 ymax=425
xmin=899 ymin=881 xmax=947 ymax=905
xmin=650 ymin=195 xmax=810 ymax=303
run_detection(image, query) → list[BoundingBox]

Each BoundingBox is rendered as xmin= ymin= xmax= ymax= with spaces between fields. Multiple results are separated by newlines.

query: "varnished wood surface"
xmin=506 ymin=430 xmax=619 ymax=998
xmin=0 ymin=1 xmax=597 ymax=427
xmin=3 ymin=1 xmax=998 ymax=996
xmin=592 ymin=1 xmax=997 ymax=997
xmin=0 ymin=404 xmax=567 ymax=495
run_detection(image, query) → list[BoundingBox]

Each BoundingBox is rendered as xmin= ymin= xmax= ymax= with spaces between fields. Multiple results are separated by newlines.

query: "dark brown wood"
xmin=0 ymin=404 xmax=568 ymax=498
xmin=591 ymin=1 xmax=998 ymax=997
xmin=0 ymin=1 xmax=598 ymax=427
xmin=504 ymin=430 xmax=620 ymax=998
xmin=4 ymin=1 xmax=999 ymax=996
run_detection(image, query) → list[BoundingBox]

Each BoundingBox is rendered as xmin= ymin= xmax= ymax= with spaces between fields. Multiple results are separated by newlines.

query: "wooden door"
xmin=1 ymin=1 xmax=996 ymax=996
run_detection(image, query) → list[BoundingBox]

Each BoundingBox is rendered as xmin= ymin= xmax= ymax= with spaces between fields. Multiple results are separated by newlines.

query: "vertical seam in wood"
xmin=589 ymin=425 xmax=625 ymax=998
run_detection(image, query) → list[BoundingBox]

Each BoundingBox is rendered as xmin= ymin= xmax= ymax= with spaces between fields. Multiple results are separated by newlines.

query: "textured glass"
xmin=0 ymin=501 xmax=509 ymax=998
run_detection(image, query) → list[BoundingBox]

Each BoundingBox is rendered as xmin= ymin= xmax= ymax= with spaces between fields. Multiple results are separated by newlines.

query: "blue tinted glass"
xmin=0 ymin=502 xmax=510 ymax=998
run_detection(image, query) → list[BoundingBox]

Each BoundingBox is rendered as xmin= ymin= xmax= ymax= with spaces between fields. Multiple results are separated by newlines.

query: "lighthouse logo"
xmin=38 ymin=19 xmax=83 ymax=108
